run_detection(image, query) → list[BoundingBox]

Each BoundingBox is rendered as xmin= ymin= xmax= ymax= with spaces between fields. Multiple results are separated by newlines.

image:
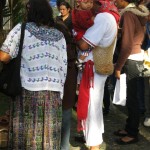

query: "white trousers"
xmin=82 ymin=72 xmax=107 ymax=146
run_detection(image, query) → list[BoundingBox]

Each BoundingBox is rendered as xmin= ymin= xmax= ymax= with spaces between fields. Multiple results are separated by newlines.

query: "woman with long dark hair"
xmin=0 ymin=0 xmax=67 ymax=149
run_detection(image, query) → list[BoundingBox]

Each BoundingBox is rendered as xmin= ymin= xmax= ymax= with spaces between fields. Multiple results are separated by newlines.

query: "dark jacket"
xmin=56 ymin=13 xmax=78 ymax=110
xmin=56 ymin=14 xmax=73 ymax=37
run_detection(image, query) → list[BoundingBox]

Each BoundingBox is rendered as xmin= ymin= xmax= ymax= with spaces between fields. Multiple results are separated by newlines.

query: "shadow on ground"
xmin=70 ymin=104 xmax=150 ymax=150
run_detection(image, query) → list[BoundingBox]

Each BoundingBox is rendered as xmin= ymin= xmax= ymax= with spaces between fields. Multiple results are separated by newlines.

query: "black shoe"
xmin=74 ymin=135 xmax=86 ymax=143
xmin=113 ymin=130 xmax=128 ymax=137
xmin=115 ymin=136 xmax=138 ymax=145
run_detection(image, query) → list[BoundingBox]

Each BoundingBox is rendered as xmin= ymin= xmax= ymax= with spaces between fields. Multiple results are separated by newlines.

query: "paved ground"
xmin=70 ymin=103 xmax=150 ymax=150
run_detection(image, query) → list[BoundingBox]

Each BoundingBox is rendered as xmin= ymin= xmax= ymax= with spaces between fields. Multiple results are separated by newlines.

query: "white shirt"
xmin=82 ymin=12 xmax=117 ymax=62
xmin=1 ymin=22 xmax=67 ymax=98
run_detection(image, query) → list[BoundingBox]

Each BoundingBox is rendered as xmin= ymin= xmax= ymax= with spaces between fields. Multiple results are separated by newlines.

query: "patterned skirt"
xmin=8 ymin=89 xmax=62 ymax=150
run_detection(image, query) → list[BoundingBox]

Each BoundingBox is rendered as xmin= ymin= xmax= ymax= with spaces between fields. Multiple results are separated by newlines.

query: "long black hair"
xmin=56 ymin=0 xmax=65 ymax=8
xmin=26 ymin=0 xmax=54 ymax=27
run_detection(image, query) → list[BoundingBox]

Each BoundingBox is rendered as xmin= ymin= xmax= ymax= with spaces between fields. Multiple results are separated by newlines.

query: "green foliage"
xmin=2 ymin=5 xmax=11 ymax=26
xmin=12 ymin=0 xmax=25 ymax=26
xmin=2 ymin=6 xmax=11 ymax=17
xmin=2 ymin=0 xmax=25 ymax=27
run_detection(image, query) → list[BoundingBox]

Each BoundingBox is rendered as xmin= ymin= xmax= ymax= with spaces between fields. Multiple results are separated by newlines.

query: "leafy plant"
xmin=2 ymin=0 xmax=25 ymax=27
xmin=2 ymin=5 xmax=11 ymax=26
xmin=0 ymin=0 xmax=6 ymax=29
xmin=11 ymin=0 xmax=25 ymax=26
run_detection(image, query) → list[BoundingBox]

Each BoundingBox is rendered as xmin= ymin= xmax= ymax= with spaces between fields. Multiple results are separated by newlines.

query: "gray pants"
xmin=61 ymin=108 xmax=72 ymax=150
xmin=144 ymin=77 xmax=150 ymax=118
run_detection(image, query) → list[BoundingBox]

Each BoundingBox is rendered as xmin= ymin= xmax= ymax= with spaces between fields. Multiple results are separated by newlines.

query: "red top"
xmin=72 ymin=9 xmax=94 ymax=41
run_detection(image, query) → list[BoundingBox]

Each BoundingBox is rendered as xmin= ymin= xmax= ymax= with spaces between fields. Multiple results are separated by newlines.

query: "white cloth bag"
xmin=113 ymin=73 xmax=127 ymax=106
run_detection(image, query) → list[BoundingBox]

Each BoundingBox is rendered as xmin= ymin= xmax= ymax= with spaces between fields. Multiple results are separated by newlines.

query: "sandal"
xmin=0 ymin=128 xmax=8 ymax=132
xmin=113 ymin=129 xmax=128 ymax=136
xmin=0 ymin=116 xmax=9 ymax=125
xmin=115 ymin=136 xmax=138 ymax=145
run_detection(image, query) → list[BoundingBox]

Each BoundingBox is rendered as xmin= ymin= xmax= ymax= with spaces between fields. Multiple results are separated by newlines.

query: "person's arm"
xmin=0 ymin=23 xmax=21 ymax=63
xmin=0 ymin=51 xmax=11 ymax=63
xmin=77 ymin=39 xmax=90 ymax=50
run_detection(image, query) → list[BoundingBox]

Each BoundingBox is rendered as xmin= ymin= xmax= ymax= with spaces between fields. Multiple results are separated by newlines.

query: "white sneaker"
xmin=144 ymin=117 xmax=150 ymax=127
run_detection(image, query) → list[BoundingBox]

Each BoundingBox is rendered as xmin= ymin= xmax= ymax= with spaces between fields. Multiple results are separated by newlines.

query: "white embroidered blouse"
xmin=1 ymin=22 xmax=67 ymax=98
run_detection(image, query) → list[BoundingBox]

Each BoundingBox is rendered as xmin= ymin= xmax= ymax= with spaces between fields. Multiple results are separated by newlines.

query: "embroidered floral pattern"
xmin=26 ymin=22 xmax=64 ymax=42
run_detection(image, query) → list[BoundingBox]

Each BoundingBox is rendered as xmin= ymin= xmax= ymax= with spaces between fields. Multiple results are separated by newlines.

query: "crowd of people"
xmin=0 ymin=0 xmax=150 ymax=150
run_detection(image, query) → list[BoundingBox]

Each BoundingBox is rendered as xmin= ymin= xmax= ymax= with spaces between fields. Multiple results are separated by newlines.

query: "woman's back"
xmin=1 ymin=22 xmax=67 ymax=95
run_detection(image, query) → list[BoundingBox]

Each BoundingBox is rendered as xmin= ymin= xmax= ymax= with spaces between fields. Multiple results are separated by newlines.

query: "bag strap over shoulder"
xmin=17 ymin=23 xmax=26 ymax=60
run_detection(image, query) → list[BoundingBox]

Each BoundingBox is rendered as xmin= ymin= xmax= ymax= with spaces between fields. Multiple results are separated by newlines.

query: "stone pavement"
xmin=70 ymin=104 xmax=150 ymax=150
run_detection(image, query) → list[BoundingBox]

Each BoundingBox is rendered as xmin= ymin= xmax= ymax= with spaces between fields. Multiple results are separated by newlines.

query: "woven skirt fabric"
xmin=8 ymin=89 xmax=62 ymax=150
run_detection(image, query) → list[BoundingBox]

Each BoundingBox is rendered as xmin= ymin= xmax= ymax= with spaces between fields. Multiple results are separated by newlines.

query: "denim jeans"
xmin=61 ymin=108 xmax=72 ymax=150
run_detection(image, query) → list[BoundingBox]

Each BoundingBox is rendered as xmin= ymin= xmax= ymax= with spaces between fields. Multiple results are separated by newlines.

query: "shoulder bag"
xmin=92 ymin=37 xmax=116 ymax=75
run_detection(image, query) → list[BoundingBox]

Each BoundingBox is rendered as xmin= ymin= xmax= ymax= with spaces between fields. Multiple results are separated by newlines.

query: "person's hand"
xmin=115 ymin=70 xmax=121 ymax=80
xmin=0 ymin=50 xmax=11 ymax=63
